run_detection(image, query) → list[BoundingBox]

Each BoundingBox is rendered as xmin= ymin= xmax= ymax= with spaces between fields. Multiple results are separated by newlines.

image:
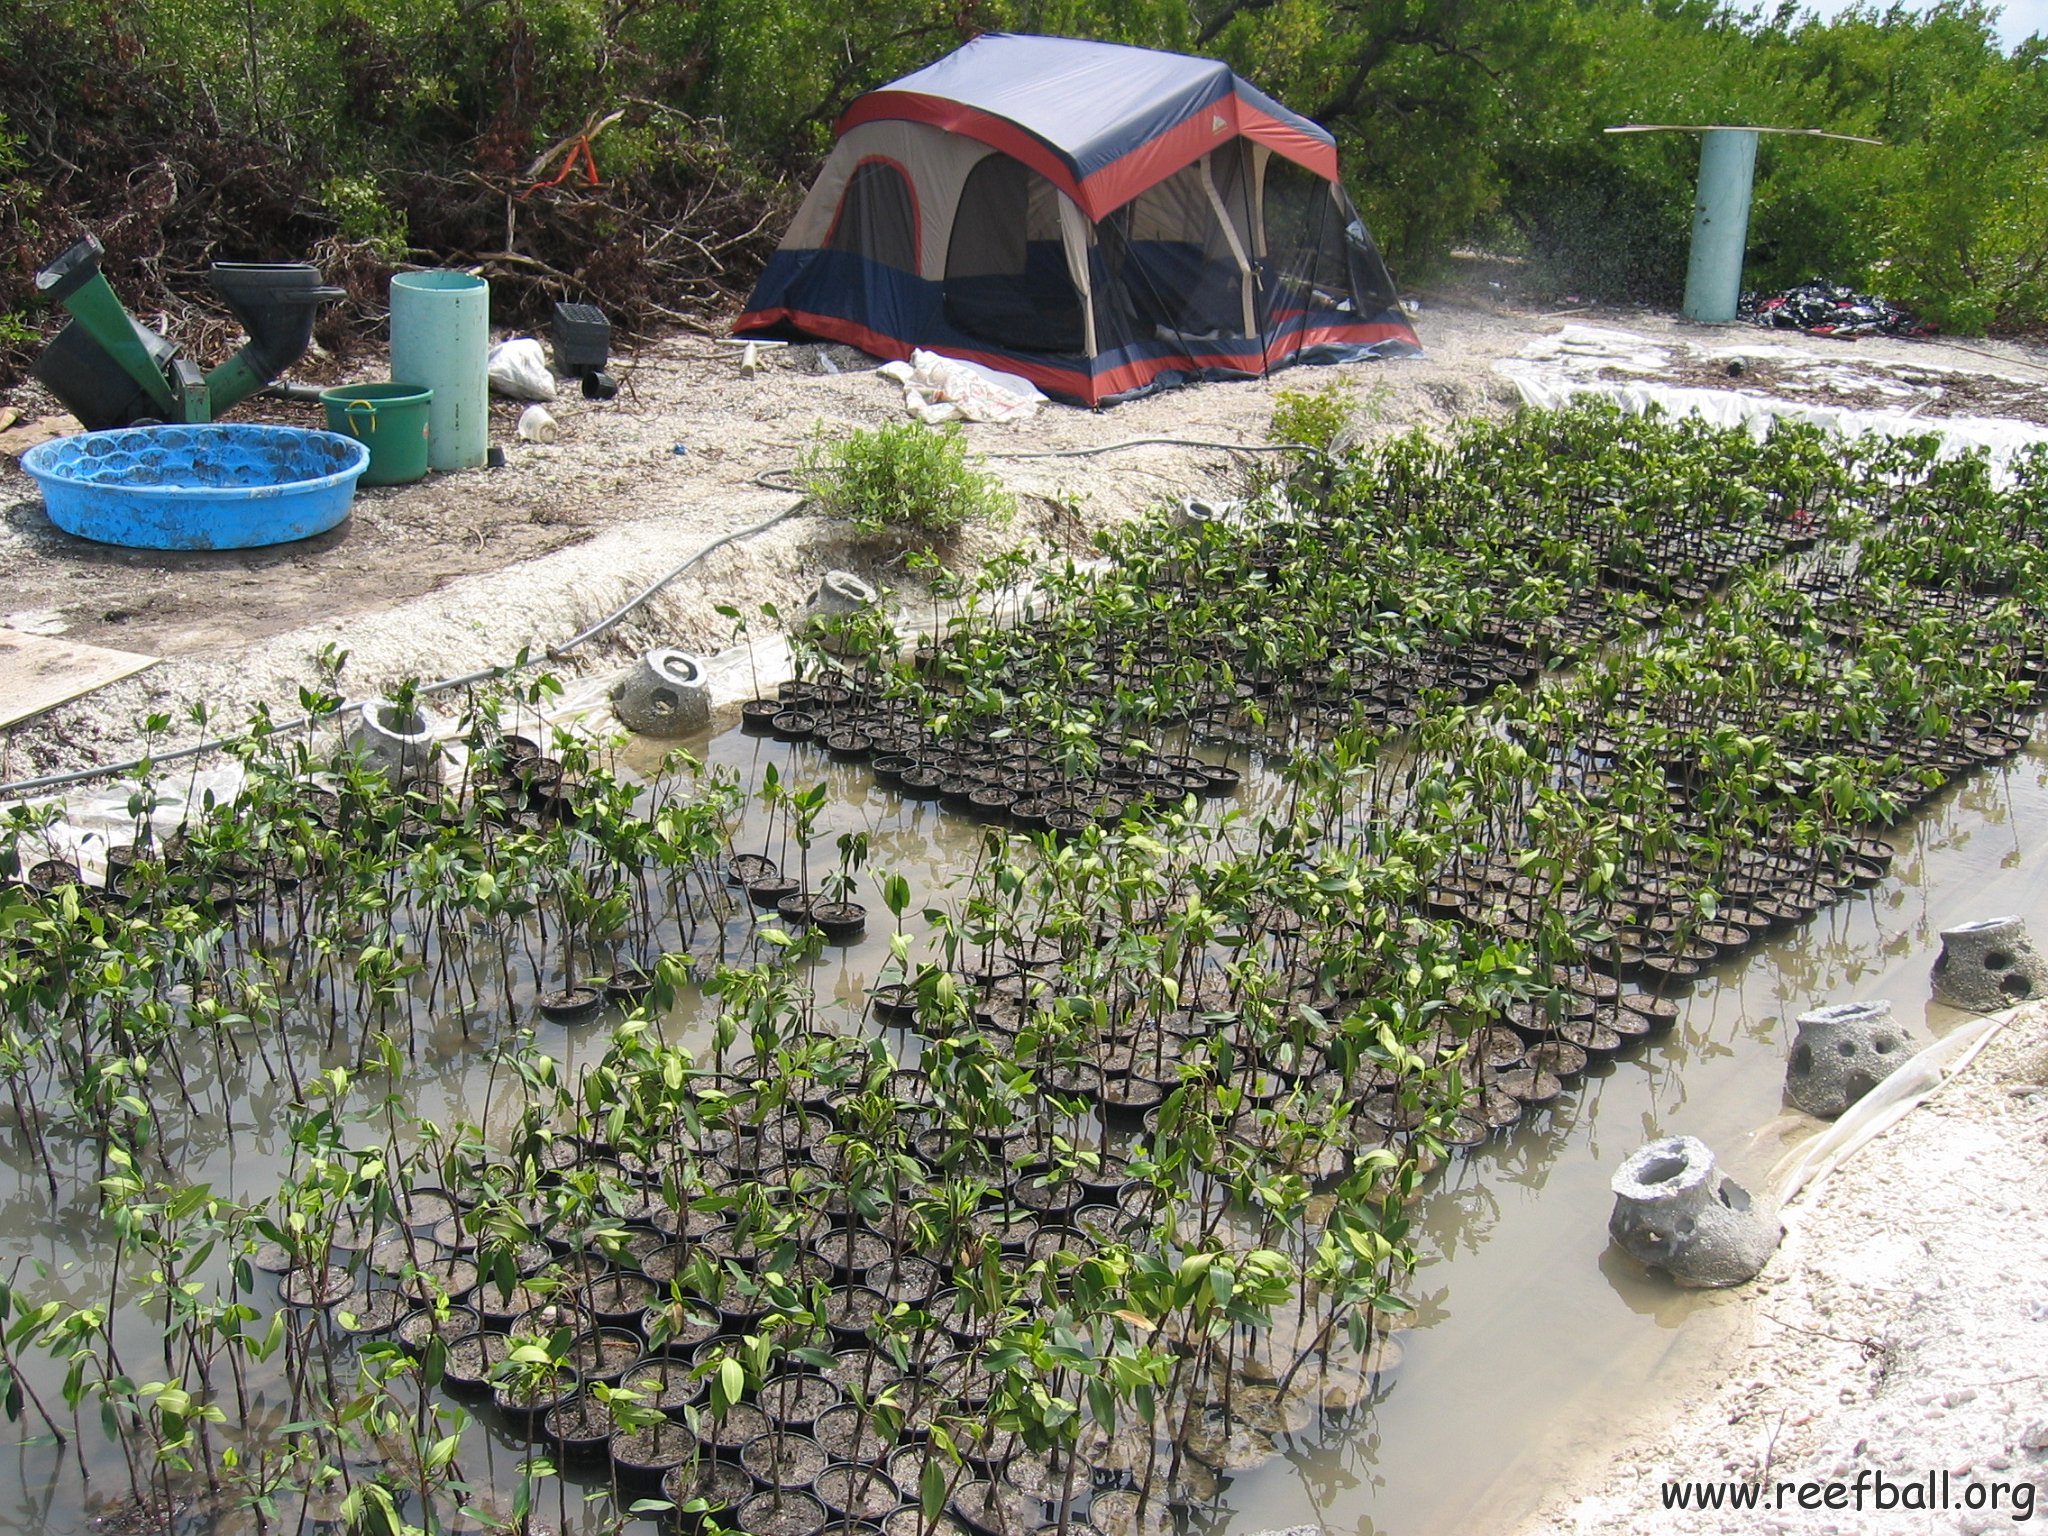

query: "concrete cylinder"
xmin=1608 ymin=1135 xmax=1780 ymax=1288
xmin=1682 ymin=129 xmax=1759 ymax=325
xmin=346 ymin=698 xmax=441 ymax=787
xmin=1931 ymin=914 xmax=2048 ymax=1011
xmin=612 ymin=649 xmax=712 ymax=737
xmin=1786 ymin=999 xmax=1930 ymax=1119
xmin=390 ymin=271 xmax=489 ymax=470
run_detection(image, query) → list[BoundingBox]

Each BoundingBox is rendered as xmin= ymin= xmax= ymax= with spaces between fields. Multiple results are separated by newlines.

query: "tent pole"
xmin=1198 ymin=154 xmax=1258 ymax=340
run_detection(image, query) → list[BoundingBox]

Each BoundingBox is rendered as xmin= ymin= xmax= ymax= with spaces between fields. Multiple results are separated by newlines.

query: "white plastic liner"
xmin=1497 ymin=325 xmax=2048 ymax=479
xmin=1772 ymin=1009 xmax=2016 ymax=1209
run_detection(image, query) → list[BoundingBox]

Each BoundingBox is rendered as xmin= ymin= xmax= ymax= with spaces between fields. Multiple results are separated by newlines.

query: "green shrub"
xmin=800 ymin=421 xmax=1012 ymax=538
xmin=1270 ymin=377 xmax=1359 ymax=453
xmin=0 ymin=109 xmax=39 ymax=366
xmin=319 ymin=175 xmax=410 ymax=262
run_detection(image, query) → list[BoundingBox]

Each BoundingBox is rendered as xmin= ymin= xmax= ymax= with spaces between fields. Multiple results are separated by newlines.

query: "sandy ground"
xmin=5 ymin=291 xmax=2046 ymax=786
xmin=1515 ymin=1010 xmax=2048 ymax=1536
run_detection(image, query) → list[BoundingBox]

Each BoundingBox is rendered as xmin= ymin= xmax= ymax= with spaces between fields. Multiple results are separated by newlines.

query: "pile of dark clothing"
xmin=1737 ymin=280 xmax=1934 ymax=339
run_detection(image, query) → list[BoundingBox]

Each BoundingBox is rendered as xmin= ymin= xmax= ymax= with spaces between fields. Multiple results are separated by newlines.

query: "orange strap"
xmin=519 ymin=138 xmax=601 ymax=200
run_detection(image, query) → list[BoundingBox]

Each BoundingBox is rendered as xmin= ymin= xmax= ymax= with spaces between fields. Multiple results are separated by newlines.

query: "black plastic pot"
xmin=821 ymin=1284 xmax=889 ymax=1342
xmin=825 ymin=730 xmax=873 ymax=762
xmin=862 ymin=1254 xmax=939 ymax=1305
xmin=337 ymin=1288 xmax=411 ymax=1338
xmin=603 ymin=964 xmax=658 ymax=1004
xmin=815 ymin=1464 xmax=900 ymax=1522
xmin=543 ymin=1392 xmax=616 ymax=1461
xmin=566 ymin=1325 xmax=643 ymax=1386
xmin=811 ymin=1403 xmax=895 ymax=1466
xmin=630 ymin=1302 xmax=729 ymax=1343
xmin=869 ymin=753 xmax=916 ymax=788
xmin=583 ymin=1268 xmax=658 ymax=1327
xmin=663 ymin=1456 xmax=755 ymax=1523
xmin=438 ymin=1331 xmax=510 ymax=1395
xmin=492 ymin=1366 xmax=581 ymax=1432
xmin=735 ymin=1489 xmax=830 ymax=1536
xmin=755 ymin=1372 xmax=841 ymax=1430
xmin=397 ymin=1256 xmax=479 ymax=1307
xmin=740 ymin=1429 xmax=830 ymax=1489
xmin=538 ymin=984 xmax=605 ymax=1022
xmin=615 ymin=1354 xmax=700 ymax=1418
xmin=397 ymin=1302 xmax=481 ymax=1353
xmin=701 ymin=1400 xmax=772 ymax=1456
xmin=610 ymin=1419 xmax=700 ymax=1486
xmin=749 ymin=875 xmax=804 ymax=910
xmin=869 ymin=982 xmax=920 ymax=1023
xmin=810 ymin=901 xmax=868 ymax=941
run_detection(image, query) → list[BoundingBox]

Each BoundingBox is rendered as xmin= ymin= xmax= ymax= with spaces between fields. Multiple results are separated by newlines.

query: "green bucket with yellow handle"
xmin=319 ymin=382 xmax=432 ymax=486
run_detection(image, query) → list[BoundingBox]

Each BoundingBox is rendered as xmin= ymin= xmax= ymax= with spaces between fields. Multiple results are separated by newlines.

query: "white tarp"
xmin=876 ymin=348 xmax=1046 ymax=424
xmin=1497 ymin=325 xmax=2048 ymax=480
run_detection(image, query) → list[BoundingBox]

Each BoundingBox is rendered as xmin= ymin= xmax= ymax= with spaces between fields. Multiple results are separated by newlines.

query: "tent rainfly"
xmin=735 ymin=33 xmax=1420 ymax=406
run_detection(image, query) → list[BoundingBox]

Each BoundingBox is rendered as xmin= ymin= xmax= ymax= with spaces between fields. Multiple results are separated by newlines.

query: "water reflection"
xmin=4 ymin=716 xmax=2046 ymax=1536
xmin=1217 ymin=725 xmax=2048 ymax=1536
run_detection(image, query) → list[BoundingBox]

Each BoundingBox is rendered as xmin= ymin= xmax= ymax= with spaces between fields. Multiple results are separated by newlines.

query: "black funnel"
xmin=206 ymin=263 xmax=346 ymax=414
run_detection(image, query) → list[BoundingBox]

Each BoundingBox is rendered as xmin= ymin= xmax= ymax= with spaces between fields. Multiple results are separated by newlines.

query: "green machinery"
xmin=33 ymin=233 xmax=343 ymax=429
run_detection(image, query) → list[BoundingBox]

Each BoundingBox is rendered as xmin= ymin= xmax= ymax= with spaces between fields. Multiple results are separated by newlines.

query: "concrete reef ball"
xmin=345 ymin=698 xmax=440 ymax=787
xmin=803 ymin=569 xmax=882 ymax=655
xmin=1786 ymin=999 xmax=1931 ymax=1119
xmin=612 ymin=649 xmax=712 ymax=738
xmin=1608 ymin=1136 xmax=1781 ymax=1289
xmin=1930 ymin=914 xmax=2048 ymax=1012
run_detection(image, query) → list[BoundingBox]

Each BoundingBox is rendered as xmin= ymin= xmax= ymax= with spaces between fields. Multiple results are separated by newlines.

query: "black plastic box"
xmin=551 ymin=301 xmax=610 ymax=373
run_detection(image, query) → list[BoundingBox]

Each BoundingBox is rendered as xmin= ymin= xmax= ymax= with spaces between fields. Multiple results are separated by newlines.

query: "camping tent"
xmin=735 ymin=33 xmax=1419 ymax=406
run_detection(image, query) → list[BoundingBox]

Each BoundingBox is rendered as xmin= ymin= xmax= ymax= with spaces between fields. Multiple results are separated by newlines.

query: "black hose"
xmin=991 ymin=437 xmax=1311 ymax=461
xmin=0 ymin=500 xmax=809 ymax=799
xmin=0 ymin=436 xmax=1323 ymax=799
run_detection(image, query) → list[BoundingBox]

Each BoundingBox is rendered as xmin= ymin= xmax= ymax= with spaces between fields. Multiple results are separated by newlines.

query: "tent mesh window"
xmin=1109 ymin=160 xmax=1248 ymax=341
xmin=1260 ymin=157 xmax=1399 ymax=326
xmin=826 ymin=160 xmax=918 ymax=273
xmin=944 ymin=153 xmax=1085 ymax=354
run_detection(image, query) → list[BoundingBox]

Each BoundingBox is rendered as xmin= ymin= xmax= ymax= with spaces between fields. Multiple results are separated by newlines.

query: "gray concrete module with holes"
xmin=1609 ymin=1135 xmax=1782 ymax=1288
xmin=1930 ymin=914 xmax=2048 ymax=1011
xmin=1786 ymin=999 xmax=1929 ymax=1119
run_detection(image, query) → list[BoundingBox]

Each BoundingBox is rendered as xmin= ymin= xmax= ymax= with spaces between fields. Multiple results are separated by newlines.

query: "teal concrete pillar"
xmin=1682 ymin=128 xmax=1759 ymax=324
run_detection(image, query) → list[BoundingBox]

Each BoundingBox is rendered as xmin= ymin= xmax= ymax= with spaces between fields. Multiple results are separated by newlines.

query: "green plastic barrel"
xmin=319 ymin=382 xmax=432 ymax=486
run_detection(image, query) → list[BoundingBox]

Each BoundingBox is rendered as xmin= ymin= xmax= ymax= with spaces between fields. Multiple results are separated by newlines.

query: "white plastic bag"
xmin=488 ymin=338 xmax=557 ymax=400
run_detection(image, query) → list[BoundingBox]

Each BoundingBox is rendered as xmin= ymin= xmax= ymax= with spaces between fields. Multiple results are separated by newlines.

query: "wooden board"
xmin=1605 ymin=123 xmax=1884 ymax=145
xmin=0 ymin=413 xmax=82 ymax=459
xmin=0 ymin=630 xmax=159 ymax=730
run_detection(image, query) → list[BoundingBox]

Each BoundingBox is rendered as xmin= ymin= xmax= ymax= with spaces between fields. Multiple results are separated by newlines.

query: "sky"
xmin=1796 ymin=0 xmax=2047 ymax=49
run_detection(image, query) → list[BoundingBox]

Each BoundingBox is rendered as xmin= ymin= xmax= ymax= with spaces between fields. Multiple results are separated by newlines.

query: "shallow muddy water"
xmin=3 ymin=714 xmax=2042 ymax=1536
xmin=1206 ymin=736 xmax=2048 ymax=1536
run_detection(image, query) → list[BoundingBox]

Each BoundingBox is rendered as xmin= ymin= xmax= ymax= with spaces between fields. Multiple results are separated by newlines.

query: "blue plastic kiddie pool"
xmin=22 ymin=424 xmax=370 ymax=550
